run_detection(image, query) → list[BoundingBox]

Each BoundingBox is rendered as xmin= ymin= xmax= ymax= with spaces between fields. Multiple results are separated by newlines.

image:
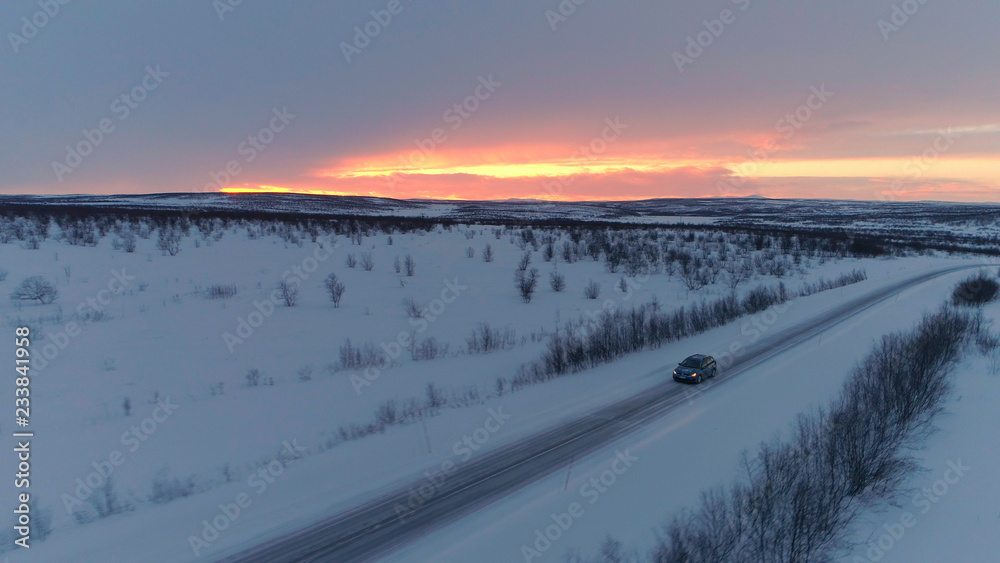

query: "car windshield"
xmin=680 ymin=357 xmax=702 ymax=368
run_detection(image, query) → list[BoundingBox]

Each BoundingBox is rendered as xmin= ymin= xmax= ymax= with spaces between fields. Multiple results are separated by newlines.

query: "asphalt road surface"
xmin=221 ymin=265 xmax=985 ymax=563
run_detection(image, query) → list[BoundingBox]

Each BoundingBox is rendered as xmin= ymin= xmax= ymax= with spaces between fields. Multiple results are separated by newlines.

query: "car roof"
xmin=684 ymin=354 xmax=707 ymax=361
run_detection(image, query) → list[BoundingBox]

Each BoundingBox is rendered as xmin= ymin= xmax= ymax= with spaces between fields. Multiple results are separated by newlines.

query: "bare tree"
xmin=10 ymin=276 xmax=58 ymax=304
xmin=515 ymin=268 xmax=539 ymax=303
xmin=156 ymin=228 xmax=181 ymax=256
xmin=705 ymin=258 xmax=723 ymax=284
xmin=402 ymin=296 xmax=424 ymax=319
xmin=360 ymin=251 xmax=375 ymax=271
xmin=550 ymin=271 xmax=566 ymax=292
xmin=482 ymin=244 xmax=494 ymax=262
xmin=277 ymin=279 xmax=299 ymax=307
xmin=324 ymin=273 xmax=346 ymax=307
xmin=680 ymin=262 xmax=705 ymax=291
xmin=618 ymin=276 xmax=629 ymax=293
xmin=404 ymin=254 xmax=416 ymax=276
xmin=517 ymin=251 xmax=532 ymax=272
xmin=725 ymin=259 xmax=751 ymax=290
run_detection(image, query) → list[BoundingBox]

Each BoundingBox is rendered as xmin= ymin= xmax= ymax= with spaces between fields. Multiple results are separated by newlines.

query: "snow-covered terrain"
xmin=380 ymin=268 xmax=1000 ymax=563
xmin=3 ymin=194 xmax=1000 ymax=247
xmin=0 ymin=205 xmax=994 ymax=562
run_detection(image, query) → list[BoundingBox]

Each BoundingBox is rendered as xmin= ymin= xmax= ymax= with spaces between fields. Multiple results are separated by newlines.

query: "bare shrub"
xmin=150 ymin=469 xmax=197 ymax=504
xmin=345 ymin=253 xmax=358 ymax=268
xmin=951 ymin=272 xmax=1000 ymax=306
xmin=743 ymin=284 xmax=787 ymax=315
xmin=425 ymin=383 xmax=444 ymax=409
xmin=10 ymin=275 xmax=58 ymax=304
xmin=404 ymin=254 xmax=416 ymax=276
xmin=402 ymin=296 xmax=424 ymax=319
xmin=122 ymin=232 xmax=137 ymax=252
xmin=466 ymin=323 xmax=517 ymax=354
xmin=466 ymin=246 xmax=475 ymax=258
xmin=765 ymin=257 xmax=789 ymax=278
xmin=584 ymin=280 xmax=601 ymax=300
xmin=724 ymin=259 xmax=751 ymax=290
xmin=338 ymin=339 xmax=385 ymax=370
xmin=156 ymin=228 xmax=181 ymax=256
xmin=361 ymin=251 xmax=375 ymax=271
xmin=517 ymin=251 xmax=532 ymax=272
xmin=515 ymin=268 xmax=539 ymax=303
xmin=277 ymin=279 xmax=299 ymax=306
xmin=799 ymin=269 xmax=868 ymax=297
xmin=297 ymin=365 xmax=313 ymax=382
xmin=680 ymin=262 xmax=705 ymax=291
xmin=376 ymin=399 xmax=398 ymax=426
xmin=245 ymin=368 xmax=264 ymax=387
xmin=204 ymin=284 xmax=238 ymax=299
xmin=550 ymin=271 xmax=566 ymax=292
xmin=413 ymin=337 xmax=448 ymax=360
xmin=482 ymin=244 xmax=494 ymax=262
xmin=324 ymin=273 xmax=346 ymax=307
xmin=82 ymin=478 xmax=131 ymax=521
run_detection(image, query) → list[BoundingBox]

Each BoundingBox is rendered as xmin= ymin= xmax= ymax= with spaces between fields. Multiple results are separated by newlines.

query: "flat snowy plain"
xmin=0 ymin=218 xmax=995 ymax=562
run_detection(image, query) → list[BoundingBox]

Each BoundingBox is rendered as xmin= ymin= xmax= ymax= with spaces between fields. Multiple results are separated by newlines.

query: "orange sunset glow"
xmin=210 ymin=143 xmax=1000 ymax=202
xmin=7 ymin=2 xmax=997 ymax=204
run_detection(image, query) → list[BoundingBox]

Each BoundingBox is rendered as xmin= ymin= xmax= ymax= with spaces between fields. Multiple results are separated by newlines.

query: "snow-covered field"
xmin=0 ymin=212 xmax=993 ymax=561
xmin=385 ymin=268 xmax=1000 ymax=563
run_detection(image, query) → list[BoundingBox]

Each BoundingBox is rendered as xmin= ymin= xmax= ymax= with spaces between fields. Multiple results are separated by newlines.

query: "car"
xmin=672 ymin=354 xmax=717 ymax=384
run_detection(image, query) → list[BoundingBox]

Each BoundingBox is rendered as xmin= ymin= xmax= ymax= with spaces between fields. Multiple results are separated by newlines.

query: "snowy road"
xmin=221 ymin=265 xmax=983 ymax=563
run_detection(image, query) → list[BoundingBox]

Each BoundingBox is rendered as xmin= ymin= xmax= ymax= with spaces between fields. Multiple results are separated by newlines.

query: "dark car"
xmin=672 ymin=354 xmax=717 ymax=384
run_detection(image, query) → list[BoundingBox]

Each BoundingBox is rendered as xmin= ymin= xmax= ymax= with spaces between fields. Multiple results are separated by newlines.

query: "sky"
xmin=1 ymin=0 xmax=998 ymax=202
